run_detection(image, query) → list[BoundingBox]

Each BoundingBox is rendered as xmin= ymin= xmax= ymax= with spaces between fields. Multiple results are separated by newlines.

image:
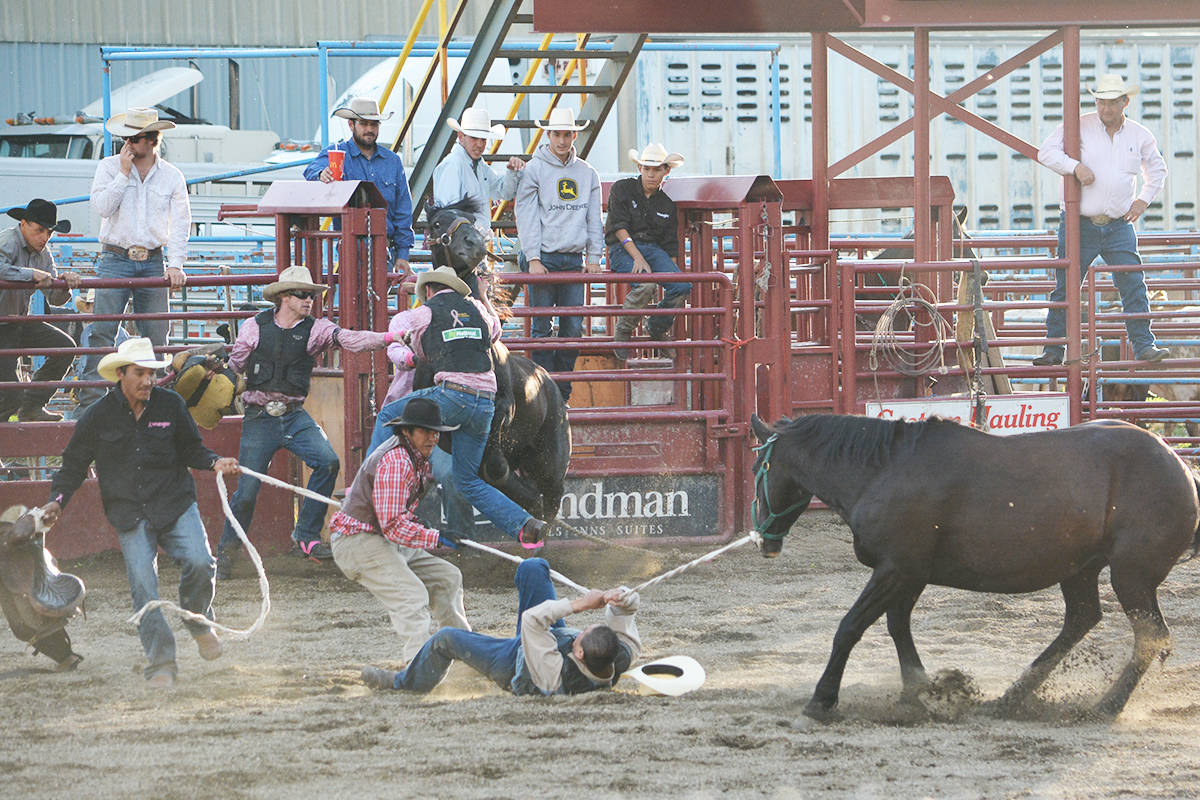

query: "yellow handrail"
xmin=378 ymin=0 xmax=437 ymax=111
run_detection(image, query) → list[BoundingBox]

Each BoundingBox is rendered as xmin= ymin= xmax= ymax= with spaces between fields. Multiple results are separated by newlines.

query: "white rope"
xmin=621 ymin=532 xmax=762 ymax=599
xmin=127 ymin=470 xmax=271 ymax=640
xmin=456 ymin=538 xmax=591 ymax=594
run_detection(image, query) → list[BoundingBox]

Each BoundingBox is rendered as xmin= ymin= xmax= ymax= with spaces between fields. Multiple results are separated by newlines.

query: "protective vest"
xmin=243 ymin=309 xmax=316 ymax=397
xmin=510 ymin=629 xmax=632 ymax=696
xmin=338 ymin=435 xmax=430 ymax=534
xmin=419 ymin=292 xmax=492 ymax=376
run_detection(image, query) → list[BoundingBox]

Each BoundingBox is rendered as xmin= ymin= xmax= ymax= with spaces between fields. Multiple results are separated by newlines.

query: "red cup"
xmin=327 ymin=149 xmax=345 ymax=181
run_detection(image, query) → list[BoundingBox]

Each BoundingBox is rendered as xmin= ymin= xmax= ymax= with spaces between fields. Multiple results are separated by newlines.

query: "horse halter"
xmin=435 ymin=217 xmax=472 ymax=247
xmin=751 ymin=434 xmax=807 ymax=541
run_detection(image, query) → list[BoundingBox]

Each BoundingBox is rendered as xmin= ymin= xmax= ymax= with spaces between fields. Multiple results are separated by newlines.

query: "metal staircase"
xmin=394 ymin=0 xmax=647 ymax=208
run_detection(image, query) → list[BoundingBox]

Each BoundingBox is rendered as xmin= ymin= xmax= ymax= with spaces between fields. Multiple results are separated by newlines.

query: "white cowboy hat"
xmin=97 ymin=337 xmax=172 ymax=382
xmin=622 ymin=655 xmax=706 ymax=697
xmin=1090 ymin=74 xmax=1139 ymax=99
xmin=416 ymin=266 xmax=471 ymax=297
xmin=104 ymin=107 xmax=176 ymax=137
xmin=263 ymin=266 xmax=328 ymax=301
xmin=333 ymin=97 xmax=394 ymax=122
xmin=629 ymin=143 xmax=685 ymax=169
xmin=534 ymin=107 xmax=590 ymax=131
xmin=447 ymin=107 xmax=506 ymax=141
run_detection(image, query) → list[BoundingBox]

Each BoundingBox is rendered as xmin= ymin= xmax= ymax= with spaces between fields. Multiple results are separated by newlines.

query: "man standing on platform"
xmin=433 ymin=107 xmax=525 ymax=238
xmin=1033 ymin=73 xmax=1169 ymax=366
xmin=216 ymin=267 xmax=393 ymax=576
xmin=305 ymin=97 xmax=414 ymax=272
xmin=78 ymin=108 xmax=191 ymax=412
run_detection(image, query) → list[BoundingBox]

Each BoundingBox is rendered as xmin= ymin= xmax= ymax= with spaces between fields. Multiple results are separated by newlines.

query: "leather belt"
xmin=103 ymin=243 xmax=163 ymax=261
xmin=249 ymin=400 xmax=305 ymax=417
xmin=1083 ymin=214 xmax=1115 ymax=227
xmin=438 ymin=380 xmax=495 ymax=399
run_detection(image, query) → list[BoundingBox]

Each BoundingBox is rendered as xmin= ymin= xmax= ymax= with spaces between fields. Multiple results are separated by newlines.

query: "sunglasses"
xmin=126 ymin=134 xmax=159 ymax=144
xmin=287 ymin=291 xmax=317 ymax=300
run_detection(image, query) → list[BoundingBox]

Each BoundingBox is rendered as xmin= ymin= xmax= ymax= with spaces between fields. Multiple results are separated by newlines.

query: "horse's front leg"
xmin=806 ymin=568 xmax=905 ymax=721
xmin=886 ymin=584 xmax=929 ymax=702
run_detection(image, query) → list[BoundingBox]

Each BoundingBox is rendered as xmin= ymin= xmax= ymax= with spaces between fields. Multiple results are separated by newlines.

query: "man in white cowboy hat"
xmin=514 ymin=107 xmax=604 ymax=403
xmin=78 ymin=106 xmax=191 ymax=412
xmin=362 ymin=557 xmax=640 ymax=698
xmin=330 ymin=397 xmax=471 ymax=663
xmin=215 ymin=266 xmax=395 ymax=575
xmin=606 ymin=144 xmax=692 ymax=361
xmin=369 ymin=266 xmax=548 ymax=548
xmin=304 ymin=97 xmax=414 ymax=271
xmin=433 ymin=107 xmax=526 ymax=235
xmin=1034 ymin=73 xmax=1169 ymax=366
xmin=41 ymin=337 xmax=239 ymax=688
xmin=0 ymin=198 xmax=83 ymax=421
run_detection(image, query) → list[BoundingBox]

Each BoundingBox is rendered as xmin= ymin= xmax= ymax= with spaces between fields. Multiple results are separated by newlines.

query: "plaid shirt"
xmin=329 ymin=445 xmax=439 ymax=549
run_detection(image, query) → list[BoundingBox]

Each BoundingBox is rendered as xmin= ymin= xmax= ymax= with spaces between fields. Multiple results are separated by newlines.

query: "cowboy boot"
xmin=614 ymin=284 xmax=658 ymax=360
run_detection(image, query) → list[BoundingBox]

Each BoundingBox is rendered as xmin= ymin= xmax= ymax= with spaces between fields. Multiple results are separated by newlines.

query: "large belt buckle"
xmin=127 ymin=245 xmax=150 ymax=262
xmin=264 ymin=400 xmax=288 ymax=417
xmin=1089 ymin=214 xmax=1114 ymax=227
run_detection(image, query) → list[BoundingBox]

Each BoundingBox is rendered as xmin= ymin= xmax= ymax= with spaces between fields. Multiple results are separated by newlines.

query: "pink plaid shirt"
xmin=329 ymin=445 xmax=439 ymax=549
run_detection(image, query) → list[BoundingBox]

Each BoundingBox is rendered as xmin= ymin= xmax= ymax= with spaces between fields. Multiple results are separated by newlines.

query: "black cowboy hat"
xmin=6 ymin=199 xmax=71 ymax=234
xmin=384 ymin=397 xmax=460 ymax=432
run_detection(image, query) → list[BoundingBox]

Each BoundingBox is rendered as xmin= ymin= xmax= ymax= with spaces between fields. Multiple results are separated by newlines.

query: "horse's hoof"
xmin=802 ymin=699 xmax=839 ymax=722
xmin=760 ymin=538 xmax=783 ymax=559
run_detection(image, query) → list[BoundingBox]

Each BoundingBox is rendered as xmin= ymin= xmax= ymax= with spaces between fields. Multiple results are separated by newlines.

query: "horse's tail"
xmin=1185 ymin=472 xmax=1200 ymax=562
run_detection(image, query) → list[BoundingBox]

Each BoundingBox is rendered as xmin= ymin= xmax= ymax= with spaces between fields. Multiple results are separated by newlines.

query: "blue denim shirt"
xmin=305 ymin=139 xmax=415 ymax=261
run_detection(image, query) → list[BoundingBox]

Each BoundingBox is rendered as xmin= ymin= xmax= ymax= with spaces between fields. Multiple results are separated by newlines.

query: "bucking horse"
xmin=412 ymin=197 xmax=570 ymax=523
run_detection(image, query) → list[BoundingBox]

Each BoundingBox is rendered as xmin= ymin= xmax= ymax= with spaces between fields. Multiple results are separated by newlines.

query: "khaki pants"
xmin=332 ymin=533 xmax=469 ymax=662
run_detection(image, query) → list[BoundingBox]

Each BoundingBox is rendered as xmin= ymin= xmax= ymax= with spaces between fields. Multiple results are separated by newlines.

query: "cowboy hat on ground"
xmin=333 ymin=97 xmax=395 ymax=122
xmin=97 ymin=337 xmax=172 ymax=382
xmin=104 ymin=107 xmax=176 ymax=138
xmin=448 ymin=108 xmax=506 ymax=140
xmin=629 ymin=143 xmax=685 ymax=169
xmin=384 ymin=397 xmax=460 ymax=432
xmin=6 ymin=199 xmax=71 ymax=234
xmin=415 ymin=266 xmax=471 ymax=297
xmin=534 ymin=107 xmax=590 ymax=131
xmin=1090 ymin=74 xmax=1139 ymax=99
xmin=263 ymin=266 xmax=328 ymax=301
xmin=622 ymin=655 xmax=706 ymax=697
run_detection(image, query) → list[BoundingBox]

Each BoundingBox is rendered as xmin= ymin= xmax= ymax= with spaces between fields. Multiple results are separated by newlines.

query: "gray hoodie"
xmin=514 ymin=143 xmax=604 ymax=263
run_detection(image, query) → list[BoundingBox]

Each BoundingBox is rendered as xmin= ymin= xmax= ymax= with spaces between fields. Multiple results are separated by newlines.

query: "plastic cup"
xmin=327 ymin=149 xmax=345 ymax=180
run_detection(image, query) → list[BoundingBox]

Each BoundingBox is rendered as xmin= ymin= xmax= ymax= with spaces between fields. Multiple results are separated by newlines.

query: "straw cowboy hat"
xmin=333 ymin=97 xmax=394 ymax=122
xmin=1090 ymin=74 xmax=1139 ymax=99
xmin=447 ymin=107 xmax=506 ymax=140
xmin=416 ymin=266 xmax=471 ymax=297
xmin=629 ymin=143 xmax=685 ymax=169
xmin=6 ymin=198 xmax=71 ymax=234
xmin=383 ymin=397 xmax=460 ymax=432
xmin=263 ymin=266 xmax=328 ymax=301
xmin=104 ymin=107 xmax=177 ymax=137
xmin=97 ymin=337 xmax=172 ymax=382
xmin=622 ymin=655 xmax=706 ymax=697
xmin=534 ymin=107 xmax=590 ymax=131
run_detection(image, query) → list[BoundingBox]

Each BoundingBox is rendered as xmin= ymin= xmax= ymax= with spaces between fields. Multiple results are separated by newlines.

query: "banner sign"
xmin=864 ymin=393 xmax=1071 ymax=435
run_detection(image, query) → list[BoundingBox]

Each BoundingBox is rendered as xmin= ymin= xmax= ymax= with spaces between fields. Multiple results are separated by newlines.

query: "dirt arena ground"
xmin=3 ymin=510 xmax=1200 ymax=799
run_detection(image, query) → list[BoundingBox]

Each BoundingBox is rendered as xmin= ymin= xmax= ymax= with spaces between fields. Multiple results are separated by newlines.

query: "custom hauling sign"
xmin=865 ymin=393 xmax=1070 ymax=435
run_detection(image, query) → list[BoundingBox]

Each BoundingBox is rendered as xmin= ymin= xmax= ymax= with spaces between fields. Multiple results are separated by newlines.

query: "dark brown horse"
xmin=750 ymin=413 xmax=1200 ymax=720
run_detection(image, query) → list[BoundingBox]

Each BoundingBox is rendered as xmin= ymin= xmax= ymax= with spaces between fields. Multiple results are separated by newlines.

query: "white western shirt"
xmin=1038 ymin=111 xmax=1167 ymax=219
xmin=90 ymin=154 xmax=191 ymax=271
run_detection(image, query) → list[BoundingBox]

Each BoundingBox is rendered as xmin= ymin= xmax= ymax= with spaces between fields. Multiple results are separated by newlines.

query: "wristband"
xmin=383 ymin=332 xmax=395 ymax=345
xmin=621 ymin=238 xmax=633 ymax=246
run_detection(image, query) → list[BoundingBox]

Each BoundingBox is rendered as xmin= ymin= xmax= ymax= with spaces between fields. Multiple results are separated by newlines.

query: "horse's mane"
xmin=426 ymin=196 xmax=484 ymax=222
xmin=773 ymin=413 xmax=960 ymax=468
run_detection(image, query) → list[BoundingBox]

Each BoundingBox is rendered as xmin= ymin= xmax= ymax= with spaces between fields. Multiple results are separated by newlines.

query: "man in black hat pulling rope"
xmin=328 ymin=397 xmax=471 ymax=664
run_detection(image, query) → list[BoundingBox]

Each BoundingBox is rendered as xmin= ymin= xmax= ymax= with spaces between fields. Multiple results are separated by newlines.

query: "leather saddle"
xmin=0 ymin=508 xmax=85 ymax=618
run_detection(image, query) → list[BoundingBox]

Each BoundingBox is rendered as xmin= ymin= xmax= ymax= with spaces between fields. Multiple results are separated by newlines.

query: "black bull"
xmin=412 ymin=199 xmax=571 ymax=522
xmin=751 ymin=413 xmax=1200 ymax=720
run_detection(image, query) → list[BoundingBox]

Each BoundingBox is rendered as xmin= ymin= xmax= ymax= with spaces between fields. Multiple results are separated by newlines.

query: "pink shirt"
xmin=386 ymin=289 xmax=501 ymax=393
xmin=229 ymin=313 xmax=389 ymax=405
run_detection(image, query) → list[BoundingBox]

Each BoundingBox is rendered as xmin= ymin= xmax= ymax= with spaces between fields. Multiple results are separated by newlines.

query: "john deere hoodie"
xmin=514 ymin=143 xmax=604 ymax=263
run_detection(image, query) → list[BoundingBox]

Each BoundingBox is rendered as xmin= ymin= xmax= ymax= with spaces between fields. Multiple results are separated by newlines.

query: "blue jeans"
xmin=118 ymin=503 xmax=215 ymax=677
xmin=522 ymin=252 xmax=585 ymax=400
xmin=608 ymin=242 xmax=692 ymax=338
xmin=219 ymin=406 xmax=340 ymax=551
xmin=78 ymin=251 xmax=171 ymax=410
xmin=371 ymin=386 xmax=530 ymax=535
xmin=1043 ymin=214 xmax=1155 ymax=358
xmin=394 ymin=558 xmax=562 ymax=691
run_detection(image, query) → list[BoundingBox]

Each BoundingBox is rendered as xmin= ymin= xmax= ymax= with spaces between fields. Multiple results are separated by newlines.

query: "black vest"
xmin=511 ymin=628 xmax=632 ymax=696
xmin=243 ymin=309 xmax=316 ymax=397
xmin=419 ymin=292 xmax=492 ymax=376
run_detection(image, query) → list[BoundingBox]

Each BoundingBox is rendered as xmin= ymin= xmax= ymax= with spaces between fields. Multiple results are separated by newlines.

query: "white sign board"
xmin=864 ymin=393 xmax=1071 ymax=435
